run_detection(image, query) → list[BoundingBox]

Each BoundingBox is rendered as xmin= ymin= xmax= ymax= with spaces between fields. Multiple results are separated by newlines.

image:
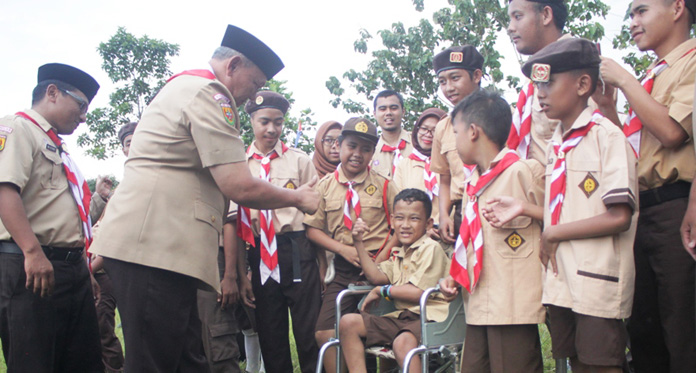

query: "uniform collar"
xmin=22 ymin=109 xmax=54 ymax=133
xmin=656 ymin=38 xmax=696 ymax=68
xmin=377 ymin=128 xmax=411 ymax=148
xmin=391 ymin=234 xmax=430 ymax=258
xmin=469 ymin=148 xmax=514 ymax=184
xmin=336 ymin=165 xmax=369 ymax=185
xmin=558 ymin=106 xmax=595 ymax=138
xmin=247 ymin=140 xmax=285 ymax=159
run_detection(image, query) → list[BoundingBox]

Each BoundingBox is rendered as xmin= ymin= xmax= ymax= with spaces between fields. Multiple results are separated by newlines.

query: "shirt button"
xmin=211 ymin=216 xmax=216 ymax=222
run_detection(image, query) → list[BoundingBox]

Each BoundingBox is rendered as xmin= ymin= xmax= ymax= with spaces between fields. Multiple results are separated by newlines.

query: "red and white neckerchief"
xmin=381 ymin=139 xmax=407 ymax=175
xmin=238 ymin=142 xmax=289 ymax=285
xmin=167 ymin=69 xmax=216 ymax=82
xmin=507 ymin=82 xmax=535 ymax=159
xmin=462 ymin=163 xmax=476 ymax=180
xmin=408 ymin=149 xmax=438 ymax=199
xmin=623 ymin=62 xmax=668 ymax=157
xmin=16 ymin=112 xmax=93 ymax=254
xmin=334 ymin=166 xmax=361 ymax=230
xmin=549 ymin=110 xmax=602 ymax=226
xmin=450 ymin=150 xmax=520 ymax=293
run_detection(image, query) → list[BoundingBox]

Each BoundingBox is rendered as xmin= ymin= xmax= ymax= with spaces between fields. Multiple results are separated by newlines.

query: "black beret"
xmin=37 ymin=63 xmax=100 ymax=103
xmin=433 ymin=45 xmax=484 ymax=75
xmin=342 ymin=117 xmax=379 ymax=144
xmin=221 ymin=25 xmax=284 ymax=80
xmin=245 ymin=91 xmax=290 ymax=115
xmin=522 ymin=38 xmax=600 ymax=82
xmin=118 ymin=122 xmax=138 ymax=146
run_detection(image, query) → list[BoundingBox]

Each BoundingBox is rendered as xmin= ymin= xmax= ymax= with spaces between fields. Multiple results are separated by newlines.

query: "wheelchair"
xmin=316 ymin=284 xmax=466 ymax=373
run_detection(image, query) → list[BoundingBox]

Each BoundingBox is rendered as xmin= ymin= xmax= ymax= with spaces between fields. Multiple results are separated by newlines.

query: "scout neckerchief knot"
xmin=507 ymin=82 xmax=535 ymax=159
xmin=622 ymin=48 xmax=695 ymax=157
xmin=335 ymin=166 xmax=361 ymax=230
xmin=238 ymin=142 xmax=289 ymax=285
xmin=549 ymin=110 xmax=603 ymax=226
xmin=450 ymin=150 xmax=520 ymax=293
xmin=408 ymin=149 xmax=438 ymax=200
xmin=381 ymin=139 xmax=407 ymax=175
xmin=16 ymin=112 xmax=93 ymax=253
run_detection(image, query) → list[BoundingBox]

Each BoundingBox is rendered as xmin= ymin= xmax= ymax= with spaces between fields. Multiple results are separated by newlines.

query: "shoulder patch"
xmin=579 ymin=172 xmax=599 ymax=198
xmin=213 ymin=93 xmax=231 ymax=103
xmin=504 ymin=231 xmax=525 ymax=251
xmin=0 ymin=135 xmax=5 ymax=152
xmin=0 ymin=125 xmax=13 ymax=134
xmin=364 ymin=184 xmax=377 ymax=196
xmin=219 ymin=101 xmax=235 ymax=126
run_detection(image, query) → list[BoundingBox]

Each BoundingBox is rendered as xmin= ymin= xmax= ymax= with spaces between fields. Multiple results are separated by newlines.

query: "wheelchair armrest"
xmin=418 ymin=286 xmax=442 ymax=325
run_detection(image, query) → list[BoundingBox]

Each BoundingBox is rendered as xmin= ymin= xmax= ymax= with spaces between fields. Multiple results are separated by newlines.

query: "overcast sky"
xmin=0 ymin=0 xmax=636 ymax=179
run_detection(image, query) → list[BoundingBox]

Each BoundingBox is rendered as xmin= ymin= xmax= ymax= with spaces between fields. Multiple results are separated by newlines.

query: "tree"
xmin=78 ymin=27 xmax=180 ymax=159
xmin=327 ymin=0 xmax=609 ymax=129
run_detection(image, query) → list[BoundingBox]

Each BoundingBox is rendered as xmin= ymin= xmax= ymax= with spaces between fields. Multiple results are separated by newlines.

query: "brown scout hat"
xmin=38 ymin=63 xmax=100 ymax=103
xmin=221 ymin=25 xmax=284 ymax=80
xmin=244 ymin=91 xmax=290 ymax=115
xmin=433 ymin=45 xmax=484 ymax=75
xmin=522 ymin=37 xmax=600 ymax=83
xmin=342 ymin=117 xmax=379 ymax=144
xmin=118 ymin=122 xmax=138 ymax=146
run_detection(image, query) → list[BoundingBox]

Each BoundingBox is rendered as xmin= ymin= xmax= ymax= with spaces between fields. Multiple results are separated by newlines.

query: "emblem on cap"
xmin=256 ymin=96 xmax=264 ymax=105
xmin=449 ymin=52 xmax=463 ymax=63
xmin=531 ymin=63 xmax=551 ymax=83
xmin=355 ymin=121 xmax=369 ymax=133
xmin=579 ymin=172 xmax=599 ymax=198
xmin=505 ymin=231 xmax=525 ymax=251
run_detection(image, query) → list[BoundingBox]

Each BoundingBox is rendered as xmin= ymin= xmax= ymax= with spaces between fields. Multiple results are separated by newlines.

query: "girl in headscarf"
xmin=312 ymin=120 xmax=342 ymax=178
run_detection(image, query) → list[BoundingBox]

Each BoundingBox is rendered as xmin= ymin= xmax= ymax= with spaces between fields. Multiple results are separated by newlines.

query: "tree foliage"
xmin=79 ymin=27 xmax=180 ymax=159
xmin=327 ymin=0 xmax=609 ymax=130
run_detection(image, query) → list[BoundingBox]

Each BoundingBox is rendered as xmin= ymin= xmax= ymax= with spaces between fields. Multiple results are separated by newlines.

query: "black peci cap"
xmin=37 ymin=63 xmax=100 ymax=103
xmin=221 ymin=25 xmax=284 ymax=80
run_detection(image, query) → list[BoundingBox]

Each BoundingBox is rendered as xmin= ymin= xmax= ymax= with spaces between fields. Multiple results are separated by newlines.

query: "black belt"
xmin=278 ymin=231 xmax=305 ymax=283
xmin=639 ymin=181 xmax=691 ymax=209
xmin=0 ymin=241 xmax=84 ymax=264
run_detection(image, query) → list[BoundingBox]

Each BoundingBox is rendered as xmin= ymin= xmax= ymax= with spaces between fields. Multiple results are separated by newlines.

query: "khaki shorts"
xmin=547 ymin=305 xmax=627 ymax=367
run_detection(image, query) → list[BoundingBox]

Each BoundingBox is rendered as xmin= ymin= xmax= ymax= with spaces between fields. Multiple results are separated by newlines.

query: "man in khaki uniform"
xmin=239 ymin=91 xmax=321 ymax=373
xmin=0 ymin=63 xmax=105 ymax=372
xmin=371 ymin=90 xmax=413 ymax=179
xmin=430 ymin=46 xmax=483 ymax=245
xmin=90 ymin=25 xmax=319 ymax=372
xmin=600 ymin=1 xmax=696 ymax=371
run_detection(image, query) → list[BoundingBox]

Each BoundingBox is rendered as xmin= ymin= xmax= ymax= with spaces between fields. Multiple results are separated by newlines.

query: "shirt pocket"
xmin=194 ymin=200 xmax=223 ymax=234
xmin=360 ymin=198 xmax=385 ymax=226
xmin=325 ymin=199 xmax=344 ymax=233
xmin=39 ymin=148 xmax=66 ymax=190
xmin=494 ymin=217 xmax=536 ymax=259
xmin=566 ymin=158 xmax=601 ymax=203
xmin=272 ymin=169 xmax=301 ymax=190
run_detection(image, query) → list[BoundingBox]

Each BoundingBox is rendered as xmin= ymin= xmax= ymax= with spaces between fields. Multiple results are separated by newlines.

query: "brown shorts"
xmin=547 ymin=305 xmax=627 ymax=367
xmin=360 ymin=310 xmax=421 ymax=347
xmin=315 ymin=270 xmax=365 ymax=331
xmin=461 ymin=324 xmax=542 ymax=373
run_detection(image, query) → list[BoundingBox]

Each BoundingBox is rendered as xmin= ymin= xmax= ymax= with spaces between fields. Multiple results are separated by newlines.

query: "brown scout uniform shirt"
xmin=392 ymin=156 xmax=440 ymax=222
xmin=638 ymin=38 xmax=696 ymax=191
xmin=304 ymin=167 xmax=398 ymax=254
xmin=431 ymin=116 xmax=466 ymax=202
xmin=246 ymin=141 xmax=317 ymax=235
xmin=0 ymin=109 xmax=106 ymax=248
xmin=90 ymin=73 xmax=247 ymax=291
xmin=461 ymin=150 xmax=546 ymax=325
xmin=372 ymin=130 xmax=413 ymax=180
xmin=379 ymin=235 xmax=450 ymax=322
xmin=542 ymin=107 xmax=638 ymax=319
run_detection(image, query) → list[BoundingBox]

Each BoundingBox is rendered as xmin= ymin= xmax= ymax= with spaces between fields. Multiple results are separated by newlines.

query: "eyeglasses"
xmin=322 ymin=137 xmax=339 ymax=146
xmin=418 ymin=126 xmax=436 ymax=136
xmin=59 ymin=89 xmax=88 ymax=114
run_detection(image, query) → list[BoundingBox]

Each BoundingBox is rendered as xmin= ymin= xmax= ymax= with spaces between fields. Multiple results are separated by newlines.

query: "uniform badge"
xmin=505 ymin=231 xmax=525 ymax=251
xmin=213 ymin=93 xmax=231 ymax=104
xmin=365 ymin=184 xmax=377 ymax=196
xmin=0 ymin=135 xmax=5 ymax=152
xmin=579 ymin=172 xmax=599 ymax=198
xmin=449 ymin=51 xmax=464 ymax=63
xmin=284 ymin=180 xmax=297 ymax=190
xmin=255 ymin=96 xmax=264 ymax=105
xmin=46 ymin=143 xmax=57 ymax=152
xmin=531 ymin=63 xmax=551 ymax=83
xmin=355 ymin=121 xmax=369 ymax=133
xmin=220 ymin=102 xmax=235 ymax=126
xmin=0 ymin=125 xmax=13 ymax=134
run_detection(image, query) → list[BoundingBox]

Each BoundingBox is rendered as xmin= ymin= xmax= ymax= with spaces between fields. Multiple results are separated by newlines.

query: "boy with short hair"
xmin=439 ymin=89 xmax=546 ymax=372
xmin=305 ymin=117 xmax=399 ymax=372
xmin=339 ymin=188 xmax=450 ymax=373
xmin=525 ymin=38 xmax=637 ymax=372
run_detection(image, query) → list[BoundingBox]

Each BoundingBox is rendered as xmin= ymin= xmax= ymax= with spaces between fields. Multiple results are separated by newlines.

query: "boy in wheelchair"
xmin=339 ymin=188 xmax=450 ymax=373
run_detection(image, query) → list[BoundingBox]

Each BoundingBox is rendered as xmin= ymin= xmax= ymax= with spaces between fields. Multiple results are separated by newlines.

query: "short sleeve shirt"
xmin=378 ymin=236 xmax=450 ymax=322
xmin=392 ymin=156 xmax=440 ymax=221
xmin=0 ymin=109 xmax=87 ymax=248
xmin=542 ymin=108 xmax=638 ymax=319
xmin=372 ymin=130 xmax=413 ymax=179
xmin=638 ymin=38 xmax=696 ymax=190
xmin=430 ymin=116 xmax=466 ymax=201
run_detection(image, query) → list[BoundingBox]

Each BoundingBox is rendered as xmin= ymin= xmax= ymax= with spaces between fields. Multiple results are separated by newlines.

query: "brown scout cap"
xmin=433 ymin=45 xmax=484 ymax=75
xmin=244 ymin=91 xmax=290 ymax=115
xmin=342 ymin=117 xmax=379 ymax=144
xmin=522 ymin=38 xmax=600 ymax=83
xmin=118 ymin=122 xmax=138 ymax=146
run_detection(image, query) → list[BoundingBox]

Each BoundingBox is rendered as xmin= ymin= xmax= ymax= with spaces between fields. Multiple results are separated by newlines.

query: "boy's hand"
xmin=439 ymin=215 xmax=456 ymax=244
xmin=361 ymin=286 xmax=382 ymax=312
xmin=482 ymin=196 xmax=524 ymax=228
xmin=540 ymin=228 xmax=560 ymax=276
xmin=427 ymin=227 xmax=441 ymax=241
xmin=439 ymin=276 xmax=459 ymax=302
xmin=341 ymin=246 xmax=361 ymax=268
xmin=351 ymin=218 xmax=370 ymax=242
xmin=219 ymin=275 xmax=239 ymax=309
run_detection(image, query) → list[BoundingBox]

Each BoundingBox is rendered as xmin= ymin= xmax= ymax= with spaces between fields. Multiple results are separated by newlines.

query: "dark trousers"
xmin=94 ymin=271 xmax=124 ymax=373
xmin=248 ymin=232 xmax=322 ymax=373
xmin=0 ymin=253 xmax=103 ymax=373
xmin=629 ymin=198 xmax=696 ymax=373
xmin=103 ymin=257 xmax=209 ymax=373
